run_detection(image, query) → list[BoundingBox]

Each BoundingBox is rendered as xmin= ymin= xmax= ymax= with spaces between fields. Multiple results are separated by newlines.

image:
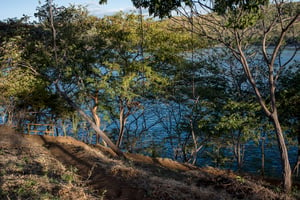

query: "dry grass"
xmin=0 ymin=125 xmax=298 ymax=200
xmin=0 ymin=148 xmax=98 ymax=199
xmin=0 ymin=127 xmax=100 ymax=200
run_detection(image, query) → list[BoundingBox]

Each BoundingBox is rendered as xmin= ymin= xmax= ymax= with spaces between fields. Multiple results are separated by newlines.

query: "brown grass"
xmin=0 ymin=125 xmax=298 ymax=200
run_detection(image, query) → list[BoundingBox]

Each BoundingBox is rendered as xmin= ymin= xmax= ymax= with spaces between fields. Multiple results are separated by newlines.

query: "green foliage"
xmin=235 ymin=175 xmax=245 ymax=183
xmin=214 ymin=0 xmax=268 ymax=14
xmin=129 ymin=0 xmax=269 ymax=29
xmin=10 ymin=179 xmax=40 ymax=199
xmin=217 ymin=100 xmax=261 ymax=137
xmin=214 ymin=0 xmax=269 ymax=29
xmin=92 ymin=12 xmax=190 ymax=117
xmin=130 ymin=0 xmax=270 ymax=29
xmin=205 ymin=144 xmax=230 ymax=168
xmin=144 ymin=19 xmax=193 ymax=64
xmin=0 ymin=3 xmax=196 ymax=126
xmin=278 ymin=70 xmax=300 ymax=136
xmin=0 ymin=9 xmax=79 ymax=124
xmin=132 ymin=0 xmax=192 ymax=18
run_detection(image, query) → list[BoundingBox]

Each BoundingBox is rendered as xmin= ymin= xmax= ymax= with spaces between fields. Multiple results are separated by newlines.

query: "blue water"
xmin=1 ymin=100 xmax=297 ymax=178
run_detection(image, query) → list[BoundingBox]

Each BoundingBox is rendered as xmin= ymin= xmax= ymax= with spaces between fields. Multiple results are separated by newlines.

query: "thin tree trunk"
xmin=55 ymin=84 xmax=124 ymax=157
xmin=237 ymin=143 xmax=242 ymax=171
xmin=190 ymin=120 xmax=198 ymax=165
xmin=235 ymin=38 xmax=292 ymax=192
xmin=91 ymin=95 xmax=107 ymax=147
xmin=292 ymin=130 xmax=300 ymax=176
xmin=77 ymin=103 xmax=123 ymax=156
xmin=117 ymin=102 xmax=126 ymax=148
xmin=7 ymin=111 xmax=13 ymax=126
xmin=261 ymin=137 xmax=265 ymax=177
xmin=271 ymin=112 xmax=292 ymax=192
xmin=91 ymin=105 xmax=100 ymax=143
xmin=234 ymin=131 xmax=243 ymax=171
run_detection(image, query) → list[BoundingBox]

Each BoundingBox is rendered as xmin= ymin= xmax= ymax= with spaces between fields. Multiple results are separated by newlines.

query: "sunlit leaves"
xmin=144 ymin=19 xmax=191 ymax=64
xmin=97 ymin=12 xmax=178 ymax=100
xmin=0 ymin=36 xmax=24 ymax=68
xmin=0 ymin=68 xmax=39 ymax=97
xmin=216 ymin=100 xmax=261 ymax=141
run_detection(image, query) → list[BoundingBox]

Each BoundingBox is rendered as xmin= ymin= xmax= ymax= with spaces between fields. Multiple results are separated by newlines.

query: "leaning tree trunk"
xmin=271 ymin=112 xmax=292 ymax=192
xmin=235 ymin=41 xmax=292 ymax=192
xmin=55 ymin=84 xmax=124 ymax=157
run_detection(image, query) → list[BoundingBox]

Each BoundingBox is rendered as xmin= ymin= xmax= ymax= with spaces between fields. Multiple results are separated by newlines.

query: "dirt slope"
xmin=0 ymin=125 xmax=98 ymax=199
xmin=24 ymin=133 xmax=146 ymax=200
xmin=0 ymin=125 xmax=296 ymax=200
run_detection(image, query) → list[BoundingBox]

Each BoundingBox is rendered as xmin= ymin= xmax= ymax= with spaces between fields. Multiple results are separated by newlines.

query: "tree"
xmin=0 ymin=21 xmax=73 ymax=127
xmin=134 ymin=0 xmax=299 ymax=192
xmin=18 ymin=1 xmax=125 ymax=155
xmin=278 ymin=70 xmax=300 ymax=175
xmin=27 ymin=1 xmax=191 ymax=155
xmin=95 ymin=12 xmax=194 ymax=149
xmin=217 ymin=100 xmax=261 ymax=170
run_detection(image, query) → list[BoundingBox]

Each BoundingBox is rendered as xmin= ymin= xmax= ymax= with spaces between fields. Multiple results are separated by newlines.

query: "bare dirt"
xmin=0 ymin=125 xmax=298 ymax=200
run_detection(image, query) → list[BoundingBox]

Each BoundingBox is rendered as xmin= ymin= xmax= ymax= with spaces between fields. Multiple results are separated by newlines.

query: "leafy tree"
xmin=95 ymin=13 xmax=160 ymax=147
xmin=94 ymin=12 xmax=195 ymax=149
xmin=133 ymin=0 xmax=299 ymax=192
xmin=35 ymin=1 xmax=126 ymax=154
xmin=24 ymin=1 xmax=191 ymax=155
xmin=0 ymin=21 xmax=73 ymax=127
xmin=216 ymin=100 xmax=261 ymax=170
xmin=1 ymin=1 xmax=120 ymax=153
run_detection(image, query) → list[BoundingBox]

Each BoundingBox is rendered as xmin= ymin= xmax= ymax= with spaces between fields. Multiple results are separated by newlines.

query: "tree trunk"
xmin=55 ymin=84 xmax=124 ymax=157
xmin=261 ymin=137 xmax=265 ymax=177
xmin=236 ymin=143 xmax=242 ymax=171
xmin=91 ymin=96 xmax=107 ymax=147
xmin=236 ymin=43 xmax=292 ymax=192
xmin=190 ymin=120 xmax=198 ymax=165
xmin=78 ymin=105 xmax=124 ymax=156
xmin=117 ymin=103 xmax=126 ymax=148
xmin=293 ymin=130 xmax=300 ymax=176
xmin=234 ymin=132 xmax=243 ymax=171
xmin=116 ymin=113 xmax=125 ymax=148
xmin=7 ymin=111 xmax=13 ymax=125
xmin=91 ymin=105 xmax=101 ymax=143
xmin=272 ymin=113 xmax=292 ymax=192
xmin=48 ymin=0 xmax=121 ymax=156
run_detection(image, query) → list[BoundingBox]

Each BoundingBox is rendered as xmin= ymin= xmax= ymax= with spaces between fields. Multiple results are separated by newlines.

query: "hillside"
xmin=0 ymin=125 xmax=297 ymax=200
